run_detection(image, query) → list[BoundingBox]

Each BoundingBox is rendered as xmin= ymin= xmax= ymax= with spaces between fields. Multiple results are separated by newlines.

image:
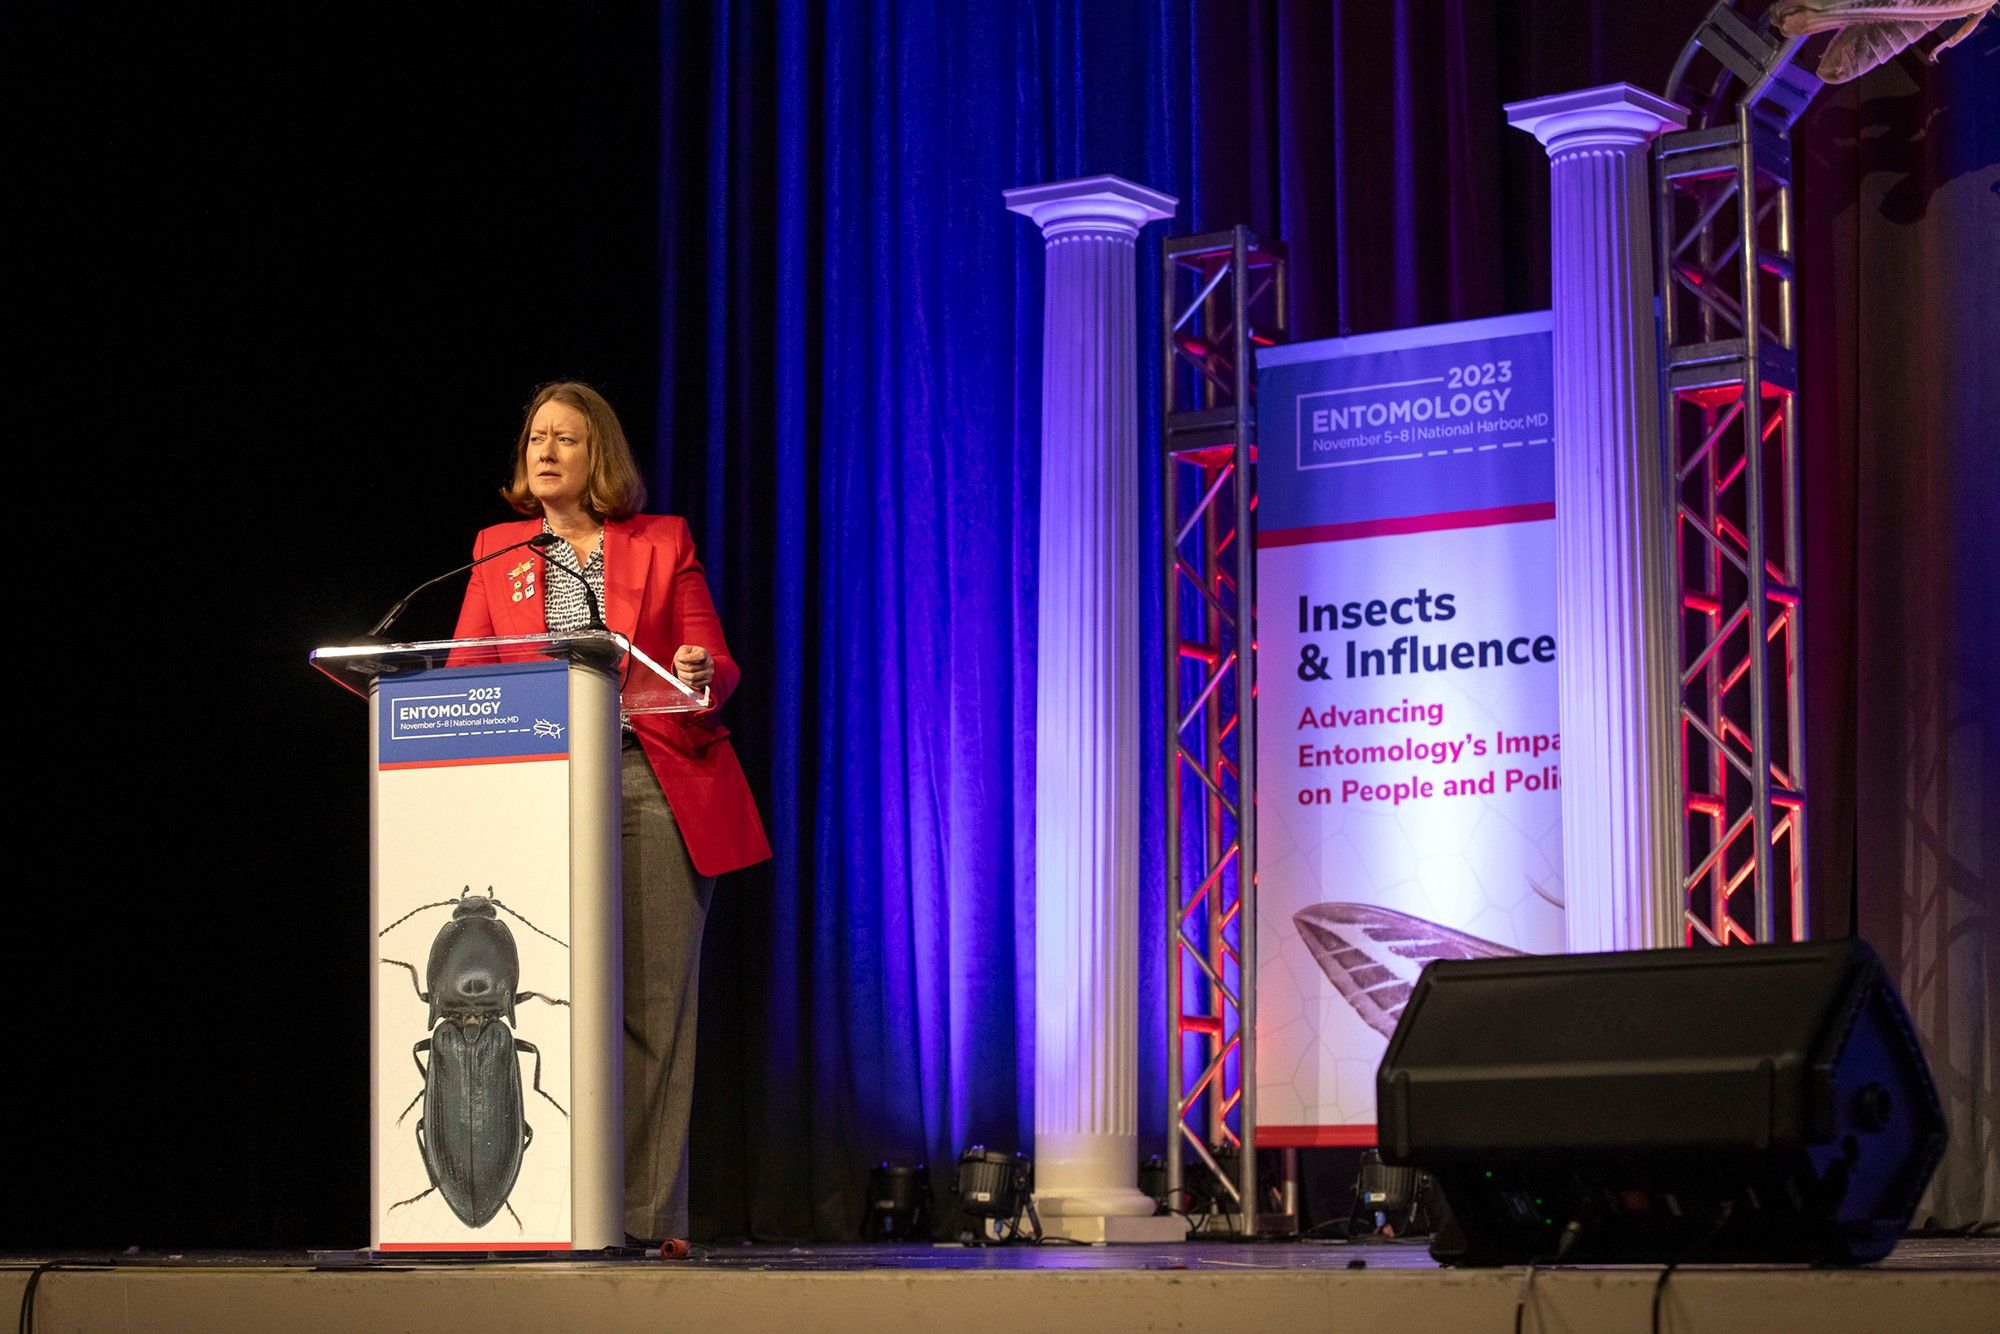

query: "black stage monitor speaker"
xmin=1376 ymin=939 xmax=1945 ymax=1266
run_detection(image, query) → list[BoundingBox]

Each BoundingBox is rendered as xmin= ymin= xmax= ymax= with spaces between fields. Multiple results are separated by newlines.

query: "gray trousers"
xmin=621 ymin=736 xmax=714 ymax=1241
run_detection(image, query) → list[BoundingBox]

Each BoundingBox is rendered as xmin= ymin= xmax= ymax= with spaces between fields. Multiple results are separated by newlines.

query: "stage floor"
xmin=6 ymin=1237 xmax=1996 ymax=1332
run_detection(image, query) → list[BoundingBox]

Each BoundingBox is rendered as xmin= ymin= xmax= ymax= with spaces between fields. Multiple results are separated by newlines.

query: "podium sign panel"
xmin=372 ymin=661 xmax=578 ymax=1249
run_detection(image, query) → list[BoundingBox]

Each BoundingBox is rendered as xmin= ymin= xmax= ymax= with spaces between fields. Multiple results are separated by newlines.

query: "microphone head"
xmin=528 ymin=532 xmax=560 ymax=548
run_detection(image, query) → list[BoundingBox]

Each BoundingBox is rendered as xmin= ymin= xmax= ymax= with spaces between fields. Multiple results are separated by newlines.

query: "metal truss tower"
xmin=1656 ymin=4 xmax=1823 ymax=944
xmin=1159 ymin=227 xmax=1288 ymax=1233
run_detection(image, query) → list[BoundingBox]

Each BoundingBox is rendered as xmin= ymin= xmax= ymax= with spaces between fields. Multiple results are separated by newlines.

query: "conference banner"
xmin=1253 ymin=311 xmax=1565 ymax=1146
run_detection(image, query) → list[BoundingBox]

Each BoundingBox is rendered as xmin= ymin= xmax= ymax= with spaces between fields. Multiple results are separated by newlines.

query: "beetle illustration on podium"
xmin=312 ymin=627 xmax=708 ymax=1253
xmin=379 ymin=886 xmax=572 ymax=1231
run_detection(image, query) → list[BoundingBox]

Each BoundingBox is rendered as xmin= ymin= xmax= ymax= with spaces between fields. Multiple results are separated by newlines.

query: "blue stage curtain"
xmin=660 ymin=0 xmax=1732 ymax=1242
xmin=661 ymin=0 xmax=1194 ymax=1240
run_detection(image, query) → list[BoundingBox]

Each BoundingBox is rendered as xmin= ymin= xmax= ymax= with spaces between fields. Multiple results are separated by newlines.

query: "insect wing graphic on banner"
xmin=1292 ymin=902 xmax=1525 ymax=1039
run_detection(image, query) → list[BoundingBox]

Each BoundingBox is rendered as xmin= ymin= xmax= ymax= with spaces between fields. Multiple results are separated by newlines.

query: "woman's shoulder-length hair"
xmin=501 ymin=380 xmax=648 ymax=521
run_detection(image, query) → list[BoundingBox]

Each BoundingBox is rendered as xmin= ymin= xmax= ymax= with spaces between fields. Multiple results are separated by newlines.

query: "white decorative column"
xmin=1005 ymin=174 xmax=1183 ymax=1244
xmin=1507 ymin=85 xmax=1689 ymax=953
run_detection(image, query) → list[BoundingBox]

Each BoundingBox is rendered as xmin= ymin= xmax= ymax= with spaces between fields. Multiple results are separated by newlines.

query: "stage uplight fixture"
xmin=863 ymin=1162 xmax=930 ymax=1241
xmin=1139 ymin=1154 xmax=1168 ymax=1209
xmin=953 ymin=1146 xmax=1040 ymax=1243
xmin=1348 ymin=1148 xmax=1439 ymax=1238
xmin=955 ymin=1147 xmax=1023 ymax=1219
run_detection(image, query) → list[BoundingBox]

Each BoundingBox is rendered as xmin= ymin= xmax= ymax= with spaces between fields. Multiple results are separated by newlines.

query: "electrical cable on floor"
xmin=1511 ymin=1218 xmax=1583 ymax=1334
xmin=1295 ymin=1217 xmax=1353 ymax=1242
xmin=1512 ymin=1263 xmax=1538 ymax=1334
xmin=1646 ymin=1196 xmax=1738 ymax=1334
xmin=1911 ymin=1220 xmax=1999 ymax=1238
xmin=1651 ymin=1260 xmax=1679 ymax=1334
xmin=17 ymin=1261 xmax=110 ymax=1334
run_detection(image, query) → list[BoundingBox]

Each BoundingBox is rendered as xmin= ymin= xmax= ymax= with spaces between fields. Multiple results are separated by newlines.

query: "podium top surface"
xmin=310 ymin=630 xmax=711 ymax=716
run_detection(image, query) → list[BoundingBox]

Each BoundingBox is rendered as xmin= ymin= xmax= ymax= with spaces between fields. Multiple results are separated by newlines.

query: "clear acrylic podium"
xmin=312 ymin=628 xmax=713 ymax=715
xmin=311 ymin=631 xmax=708 ymax=1252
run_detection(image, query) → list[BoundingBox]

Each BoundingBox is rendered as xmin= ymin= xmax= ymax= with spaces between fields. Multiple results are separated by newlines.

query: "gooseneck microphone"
xmin=362 ymin=532 xmax=561 ymax=640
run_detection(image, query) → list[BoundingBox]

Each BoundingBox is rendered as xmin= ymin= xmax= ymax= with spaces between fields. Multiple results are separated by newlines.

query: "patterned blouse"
xmin=541 ymin=518 xmax=607 ymax=634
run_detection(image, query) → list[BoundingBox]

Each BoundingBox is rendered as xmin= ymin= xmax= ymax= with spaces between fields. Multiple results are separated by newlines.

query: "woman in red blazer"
xmin=452 ymin=381 xmax=769 ymax=1243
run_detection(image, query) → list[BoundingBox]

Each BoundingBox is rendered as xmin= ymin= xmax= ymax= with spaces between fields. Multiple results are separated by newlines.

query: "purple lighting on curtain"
xmin=665 ymin=0 xmax=1765 ymax=1240
xmin=665 ymin=0 xmax=1186 ymax=1241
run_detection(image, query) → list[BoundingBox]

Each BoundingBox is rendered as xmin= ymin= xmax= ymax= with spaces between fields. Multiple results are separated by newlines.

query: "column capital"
xmin=1506 ymin=83 xmax=1688 ymax=156
xmin=1005 ymin=174 xmax=1176 ymax=240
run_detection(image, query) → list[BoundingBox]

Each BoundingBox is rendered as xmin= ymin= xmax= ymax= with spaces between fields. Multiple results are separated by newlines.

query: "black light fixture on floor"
xmin=1347 ymin=1148 xmax=1438 ymax=1239
xmin=1185 ymin=1143 xmax=1239 ymax=1219
xmin=1139 ymin=1154 xmax=1168 ymax=1210
xmin=863 ymin=1162 xmax=930 ymax=1241
xmin=953 ymin=1146 xmax=1038 ymax=1243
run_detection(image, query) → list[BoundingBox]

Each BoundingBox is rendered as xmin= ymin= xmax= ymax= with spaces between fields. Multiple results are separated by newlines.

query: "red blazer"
xmin=450 ymin=514 xmax=772 ymax=878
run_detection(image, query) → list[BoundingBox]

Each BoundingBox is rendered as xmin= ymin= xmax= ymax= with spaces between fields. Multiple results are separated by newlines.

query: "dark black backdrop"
xmin=9 ymin=3 xmax=662 ymax=1247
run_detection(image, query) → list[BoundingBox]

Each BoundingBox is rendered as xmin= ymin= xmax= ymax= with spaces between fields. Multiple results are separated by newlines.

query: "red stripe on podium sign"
xmin=377 ymin=1241 xmax=573 ymax=1252
xmin=1256 ymin=501 xmax=1555 ymax=549
xmin=379 ymin=753 xmax=569 ymax=772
